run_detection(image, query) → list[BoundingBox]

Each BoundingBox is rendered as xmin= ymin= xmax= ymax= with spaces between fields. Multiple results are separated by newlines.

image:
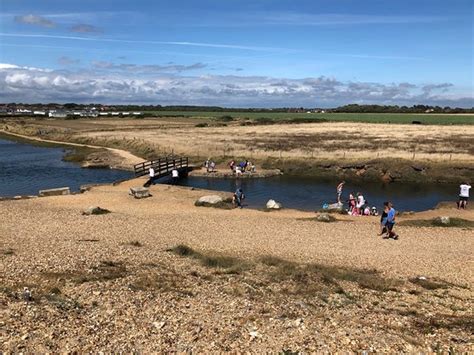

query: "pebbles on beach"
xmin=1 ymin=180 xmax=473 ymax=352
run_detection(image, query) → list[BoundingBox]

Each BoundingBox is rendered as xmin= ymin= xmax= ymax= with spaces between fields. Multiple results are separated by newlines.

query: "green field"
xmin=146 ymin=111 xmax=474 ymax=125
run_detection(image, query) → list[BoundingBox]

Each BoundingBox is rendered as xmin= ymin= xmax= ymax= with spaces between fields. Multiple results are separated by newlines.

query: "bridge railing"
xmin=134 ymin=156 xmax=189 ymax=177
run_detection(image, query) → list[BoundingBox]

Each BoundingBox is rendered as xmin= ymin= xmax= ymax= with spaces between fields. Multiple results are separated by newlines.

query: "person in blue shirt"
xmin=382 ymin=201 xmax=399 ymax=240
xmin=233 ymin=188 xmax=245 ymax=208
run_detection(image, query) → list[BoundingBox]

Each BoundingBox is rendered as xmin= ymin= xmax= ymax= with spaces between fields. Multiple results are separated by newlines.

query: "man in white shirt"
xmin=144 ymin=167 xmax=155 ymax=187
xmin=458 ymin=182 xmax=471 ymax=209
xmin=171 ymin=168 xmax=179 ymax=185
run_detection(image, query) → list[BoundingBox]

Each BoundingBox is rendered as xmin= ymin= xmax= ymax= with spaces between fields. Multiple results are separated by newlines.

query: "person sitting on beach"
xmin=364 ymin=206 xmax=371 ymax=216
xmin=235 ymin=165 xmax=242 ymax=177
xmin=239 ymin=161 xmax=247 ymax=172
xmin=229 ymin=160 xmax=235 ymax=171
xmin=382 ymin=201 xmax=399 ymax=240
xmin=209 ymin=161 xmax=216 ymax=173
xmin=348 ymin=192 xmax=356 ymax=214
xmin=233 ymin=188 xmax=245 ymax=208
xmin=205 ymin=159 xmax=210 ymax=172
xmin=336 ymin=181 xmax=345 ymax=204
xmin=356 ymin=192 xmax=365 ymax=215
xmin=458 ymin=182 xmax=471 ymax=209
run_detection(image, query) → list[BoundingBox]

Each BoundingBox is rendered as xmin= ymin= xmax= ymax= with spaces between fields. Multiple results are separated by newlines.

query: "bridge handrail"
xmin=133 ymin=156 xmax=188 ymax=177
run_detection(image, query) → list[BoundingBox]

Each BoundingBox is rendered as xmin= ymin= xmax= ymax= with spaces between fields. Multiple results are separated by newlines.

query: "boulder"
xmin=316 ymin=213 xmax=337 ymax=223
xmin=433 ymin=216 xmax=450 ymax=225
xmin=129 ymin=187 xmax=151 ymax=199
xmin=195 ymin=195 xmax=223 ymax=206
xmin=266 ymin=199 xmax=282 ymax=210
xmin=195 ymin=195 xmax=234 ymax=209
xmin=82 ymin=206 xmax=111 ymax=216
xmin=38 ymin=187 xmax=70 ymax=197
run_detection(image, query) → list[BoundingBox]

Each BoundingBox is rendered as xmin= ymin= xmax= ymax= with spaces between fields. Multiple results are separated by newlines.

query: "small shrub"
xmin=409 ymin=277 xmax=449 ymax=290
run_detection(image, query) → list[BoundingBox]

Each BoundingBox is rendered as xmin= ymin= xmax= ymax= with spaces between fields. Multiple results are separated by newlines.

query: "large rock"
xmin=39 ymin=187 xmax=70 ymax=197
xmin=195 ymin=195 xmax=223 ymax=206
xmin=195 ymin=195 xmax=234 ymax=209
xmin=82 ymin=206 xmax=111 ymax=216
xmin=129 ymin=187 xmax=151 ymax=199
xmin=266 ymin=199 xmax=282 ymax=210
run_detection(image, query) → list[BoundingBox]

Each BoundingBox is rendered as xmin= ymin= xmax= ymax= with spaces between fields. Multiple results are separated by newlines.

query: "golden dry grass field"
xmin=3 ymin=117 xmax=474 ymax=164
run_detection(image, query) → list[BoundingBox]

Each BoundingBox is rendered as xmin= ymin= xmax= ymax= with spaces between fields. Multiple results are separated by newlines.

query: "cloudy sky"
xmin=0 ymin=0 xmax=472 ymax=107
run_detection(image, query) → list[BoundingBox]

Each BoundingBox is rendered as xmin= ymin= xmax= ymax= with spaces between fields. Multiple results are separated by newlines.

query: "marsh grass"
xmin=1 ymin=248 xmax=15 ymax=256
xmin=43 ymin=260 xmax=127 ymax=284
xmin=170 ymin=246 xmax=400 ymax=293
xmin=168 ymin=244 xmax=251 ymax=273
xmin=399 ymin=218 xmax=474 ymax=228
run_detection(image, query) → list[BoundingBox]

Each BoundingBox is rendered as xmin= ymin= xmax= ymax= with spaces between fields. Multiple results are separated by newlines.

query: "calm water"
xmin=0 ymin=137 xmax=457 ymax=211
xmin=175 ymin=175 xmax=457 ymax=212
xmin=0 ymin=138 xmax=132 ymax=197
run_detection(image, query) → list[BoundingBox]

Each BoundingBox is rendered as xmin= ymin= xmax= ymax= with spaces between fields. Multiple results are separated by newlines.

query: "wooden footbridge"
xmin=133 ymin=156 xmax=190 ymax=179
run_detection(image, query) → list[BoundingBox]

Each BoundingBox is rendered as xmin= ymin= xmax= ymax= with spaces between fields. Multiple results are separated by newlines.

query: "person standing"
xmin=336 ymin=181 xmax=345 ymax=204
xmin=144 ymin=166 xmax=155 ymax=187
xmin=171 ymin=167 xmax=179 ymax=185
xmin=458 ymin=182 xmax=471 ymax=209
xmin=233 ymin=188 xmax=245 ymax=208
xmin=383 ymin=201 xmax=399 ymax=240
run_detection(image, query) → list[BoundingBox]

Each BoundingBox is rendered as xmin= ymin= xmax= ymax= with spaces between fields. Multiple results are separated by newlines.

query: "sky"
xmin=0 ymin=0 xmax=472 ymax=107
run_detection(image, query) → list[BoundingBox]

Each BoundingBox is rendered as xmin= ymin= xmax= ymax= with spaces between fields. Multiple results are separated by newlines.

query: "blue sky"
xmin=0 ymin=0 xmax=472 ymax=107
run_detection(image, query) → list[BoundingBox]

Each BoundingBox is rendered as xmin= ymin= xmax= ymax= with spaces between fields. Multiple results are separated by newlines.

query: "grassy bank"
xmin=143 ymin=111 xmax=474 ymax=125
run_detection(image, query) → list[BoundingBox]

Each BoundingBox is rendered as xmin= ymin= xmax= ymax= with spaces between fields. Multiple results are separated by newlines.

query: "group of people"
xmin=336 ymin=181 xmax=398 ymax=239
xmin=337 ymin=182 xmax=377 ymax=216
xmin=229 ymin=159 xmax=256 ymax=176
xmin=204 ymin=159 xmax=216 ymax=173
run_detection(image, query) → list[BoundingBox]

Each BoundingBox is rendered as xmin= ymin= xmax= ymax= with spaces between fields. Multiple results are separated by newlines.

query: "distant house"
xmin=49 ymin=110 xmax=68 ymax=118
xmin=33 ymin=111 xmax=46 ymax=116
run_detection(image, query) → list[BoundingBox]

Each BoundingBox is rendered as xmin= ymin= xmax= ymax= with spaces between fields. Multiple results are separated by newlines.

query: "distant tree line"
xmin=1 ymin=102 xmax=473 ymax=113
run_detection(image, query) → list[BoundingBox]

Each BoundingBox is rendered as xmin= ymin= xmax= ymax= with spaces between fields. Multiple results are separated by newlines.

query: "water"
xmin=176 ymin=175 xmax=457 ymax=212
xmin=0 ymin=138 xmax=132 ymax=197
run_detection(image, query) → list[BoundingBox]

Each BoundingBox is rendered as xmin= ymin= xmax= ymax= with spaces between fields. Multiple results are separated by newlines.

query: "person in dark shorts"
xmin=233 ymin=188 xmax=245 ymax=208
xmin=458 ymin=182 xmax=471 ymax=209
xmin=383 ymin=201 xmax=399 ymax=240
xmin=378 ymin=204 xmax=388 ymax=236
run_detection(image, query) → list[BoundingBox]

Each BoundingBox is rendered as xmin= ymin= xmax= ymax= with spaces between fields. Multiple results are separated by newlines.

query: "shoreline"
xmin=0 ymin=130 xmax=143 ymax=171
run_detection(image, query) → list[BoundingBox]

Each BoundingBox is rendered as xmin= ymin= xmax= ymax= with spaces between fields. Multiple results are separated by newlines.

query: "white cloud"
xmin=14 ymin=14 xmax=55 ymax=28
xmin=0 ymin=63 xmax=471 ymax=107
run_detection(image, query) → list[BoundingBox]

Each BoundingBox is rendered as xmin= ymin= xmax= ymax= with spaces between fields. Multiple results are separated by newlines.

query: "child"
xmin=348 ymin=193 xmax=356 ymax=214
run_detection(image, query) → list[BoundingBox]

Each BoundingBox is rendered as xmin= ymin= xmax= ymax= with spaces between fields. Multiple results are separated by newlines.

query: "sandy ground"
xmin=1 ymin=180 xmax=473 ymax=352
